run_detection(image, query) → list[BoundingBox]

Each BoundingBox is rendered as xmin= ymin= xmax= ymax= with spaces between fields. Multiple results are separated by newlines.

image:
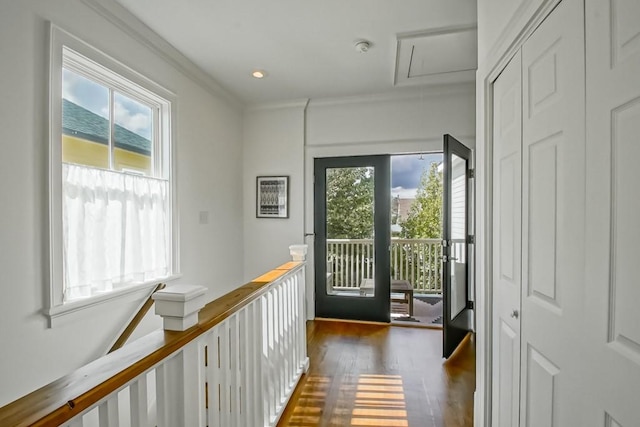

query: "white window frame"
xmin=47 ymin=24 xmax=180 ymax=325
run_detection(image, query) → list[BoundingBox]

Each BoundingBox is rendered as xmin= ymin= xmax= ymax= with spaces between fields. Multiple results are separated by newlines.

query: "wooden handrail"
xmin=108 ymin=282 xmax=166 ymax=354
xmin=0 ymin=261 xmax=303 ymax=427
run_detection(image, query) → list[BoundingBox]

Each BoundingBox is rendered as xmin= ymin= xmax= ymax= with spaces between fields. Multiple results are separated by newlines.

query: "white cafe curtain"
xmin=62 ymin=163 xmax=170 ymax=301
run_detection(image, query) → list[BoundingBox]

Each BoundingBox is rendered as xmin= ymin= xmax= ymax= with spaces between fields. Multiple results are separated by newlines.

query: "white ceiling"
xmin=114 ymin=0 xmax=477 ymax=105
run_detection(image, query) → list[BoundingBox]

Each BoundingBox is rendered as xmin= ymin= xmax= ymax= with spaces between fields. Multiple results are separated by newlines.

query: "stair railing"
xmin=0 ymin=245 xmax=309 ymax=427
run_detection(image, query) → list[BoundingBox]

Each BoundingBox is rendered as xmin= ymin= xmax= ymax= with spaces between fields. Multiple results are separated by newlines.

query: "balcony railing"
xmin=327 ymin=238 xmax=465 ymax=294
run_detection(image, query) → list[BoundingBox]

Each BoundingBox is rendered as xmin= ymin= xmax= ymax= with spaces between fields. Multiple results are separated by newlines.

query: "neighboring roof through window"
xmin=62 ymin=98 xmax=152 ymax=156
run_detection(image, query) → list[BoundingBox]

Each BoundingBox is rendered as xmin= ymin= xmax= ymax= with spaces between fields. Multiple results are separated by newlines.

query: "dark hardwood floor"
xmin=277 ymin=320 xmax=475 ymax=427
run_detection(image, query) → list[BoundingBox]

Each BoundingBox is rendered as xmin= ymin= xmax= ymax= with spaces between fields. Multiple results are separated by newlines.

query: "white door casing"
xmin=520 ymin=0 xmax=586 ymax=425
xmin=584 ymin=0 xmax=640 ymax=425
xmin=492 ymin=51 xmax=523 ymax=427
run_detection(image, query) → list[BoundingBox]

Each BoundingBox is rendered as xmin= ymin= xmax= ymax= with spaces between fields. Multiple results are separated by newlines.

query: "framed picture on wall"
xmin=256 ymin=176 xmax=289 ymax=218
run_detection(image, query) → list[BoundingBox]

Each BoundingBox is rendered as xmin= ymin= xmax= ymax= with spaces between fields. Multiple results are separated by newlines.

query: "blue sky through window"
xmin=114 ymin=92 xmax=152 ymax=140
xmin=62 ymin=69 xmax=108 ymax=118
xmin=62 ymin=69 xmax=152 ymax=140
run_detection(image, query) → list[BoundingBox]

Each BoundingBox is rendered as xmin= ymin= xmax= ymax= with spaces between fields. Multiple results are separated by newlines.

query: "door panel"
xmin=526 ymin=346 xmax=559 ymax=427
xmin=520 ymin=0 xmax=585 ymax=424
xmin=314 ymin=156 xmax=391 ymax=322
xmin=584 ymin=0 xmax=640 ymax=425
xmin=492 ymin=51 xmax=522 ymax=427
xmin=442 ymin=134 xmax=472 ymax=358
xmin=497 ymin=320 xmax=519 ymax=427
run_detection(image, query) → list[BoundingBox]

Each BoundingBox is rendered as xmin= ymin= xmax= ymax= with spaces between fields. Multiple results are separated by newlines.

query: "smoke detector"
xmin=355 ymin=40 xmax=371 ymax=53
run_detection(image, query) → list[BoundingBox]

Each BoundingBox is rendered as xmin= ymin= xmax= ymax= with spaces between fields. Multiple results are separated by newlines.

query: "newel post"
xmin=289 ymin=244 xmax=310 ymax=376
xmin=289 ymin=244 xmax=308 ymax=261
xmin=152 ymin=284 xmax=208 ymax=426
xmin=152 ymin=284 xmax=207 ymax=331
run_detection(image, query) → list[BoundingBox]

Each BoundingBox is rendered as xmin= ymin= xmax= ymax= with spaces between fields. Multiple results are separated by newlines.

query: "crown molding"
xmin=245 ymin=98 xmax=310 ymax=113
xmin=307 ymin=82 xmax=475 ymax=108
xmin=80 ymin=0 xmax=243 ymax=111
xmin=306 ymin=134 xmax=476 ymax=149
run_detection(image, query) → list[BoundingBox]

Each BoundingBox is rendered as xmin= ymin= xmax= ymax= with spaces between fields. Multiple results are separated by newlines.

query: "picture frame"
xmin=256 ymin=176 xmax=289 ymax=218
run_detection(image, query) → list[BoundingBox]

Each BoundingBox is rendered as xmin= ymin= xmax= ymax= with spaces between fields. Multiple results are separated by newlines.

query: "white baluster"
xmin=182 ymin=341 xmax=205 ymax=427
xmin=355 ymin=242 xmax=360 ymax=285
xmin=205 ymin=329 xmax=220 ymax=427
xmin=155 ymin=357 xmax=172 ymax=427
xmin=340 ymin=242 xmax=345 ymax=287
xmin=286 ymin=277 xmax=294 ymax=387
xmin=98 ymin=395 xmax=119 ymax=427
xmin=229 ymin=313 xmax=241 ymax=427
xmin=218 ymin=322 xmax=230 ymax=427
xmin=271 ymin=287 xmax=279 ymax=422
xmin=348 ymin=242 xmax=353 ymax=286
xmin=278 ymin=284 xmax=286 ymax=406
xmin=299 ymin=269 xmax=309 ymax=374
xmin=156 ymin=349 xmax=202 ymax=427
xmin=67 ymin=417 xmax=84 ymax=427
xmin=272 ymin=287 xmax=281 ymax=419
xmin=129 ymin=377 xmax=148 ymax=427
xmin=296 ymin=273 xmax=303 ymax=370
xmin=252 ymin=298 xmax=266 ymax=427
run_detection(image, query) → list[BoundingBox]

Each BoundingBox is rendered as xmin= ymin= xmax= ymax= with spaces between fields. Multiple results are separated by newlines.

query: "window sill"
xmin=45 ymin=274 xmax=182 ymax=328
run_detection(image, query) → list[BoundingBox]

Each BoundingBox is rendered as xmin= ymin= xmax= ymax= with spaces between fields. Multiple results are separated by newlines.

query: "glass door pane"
xmin=325 ymin=166 xmax=375 ymax=297
xmin=450 ymin=153 xmax=467 ymax=320
xmin=390 ymin=153 xmax=444 ymax=324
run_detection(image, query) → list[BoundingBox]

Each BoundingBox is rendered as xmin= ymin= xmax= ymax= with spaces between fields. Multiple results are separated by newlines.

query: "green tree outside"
xmin=400 ymin=162 xmax=443 ymax=239
xmin=395 ymin=162 xmax=443 ymax=292
xmin=326 ymin=167 xmax=374 ymax=239
xmin=325 ymin=167 xmax=374 ymax=287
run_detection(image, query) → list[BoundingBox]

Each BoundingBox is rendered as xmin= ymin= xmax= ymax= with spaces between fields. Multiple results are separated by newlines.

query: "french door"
xmin=314 ymin=155 xmax=391 ymax=322
xmin=442 ymin=134 xmax=474 ymax=358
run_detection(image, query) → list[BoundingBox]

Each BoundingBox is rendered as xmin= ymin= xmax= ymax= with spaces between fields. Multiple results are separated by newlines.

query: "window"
xmin=48 ymin=25 xmax=178 ymax=318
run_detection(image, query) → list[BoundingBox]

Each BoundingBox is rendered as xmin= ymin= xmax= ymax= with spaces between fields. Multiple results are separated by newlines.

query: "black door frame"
xmin=314 ymin=155 xmax=391 ymax=322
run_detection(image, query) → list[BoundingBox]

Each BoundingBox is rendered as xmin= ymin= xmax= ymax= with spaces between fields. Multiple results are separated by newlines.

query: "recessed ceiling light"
xmin=252 ymin=70 xmax=266 ymax=79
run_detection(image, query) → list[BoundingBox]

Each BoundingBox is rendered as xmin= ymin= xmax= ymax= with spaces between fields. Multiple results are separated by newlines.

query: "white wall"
xmin=242 ymin=102 xmax=306 ymax=281
xmin=306 ymin=84 xmax=476 ymax=150
xmin=0 ymin=0 xmax=244 ymax=406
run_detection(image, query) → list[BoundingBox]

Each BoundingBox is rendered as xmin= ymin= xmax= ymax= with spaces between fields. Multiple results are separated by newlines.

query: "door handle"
xmin=510 ymin=310 xmax=519 ymax=319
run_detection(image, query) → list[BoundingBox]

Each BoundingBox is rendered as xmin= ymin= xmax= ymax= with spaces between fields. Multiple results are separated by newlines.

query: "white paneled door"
xmin=491 ymin=0 xmax=640 ymax=425
xmin=492 ymin=0 xmax=586 ymax=424
xmin=492 ymin=51 xmax=522 ymax=427
xmin=584 ymin=0 xmax=640 ymax=425
xmin=520 ymin=0 xmax=586 ymax=425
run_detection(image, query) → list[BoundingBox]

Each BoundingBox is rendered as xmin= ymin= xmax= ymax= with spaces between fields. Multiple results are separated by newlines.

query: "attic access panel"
xmin=395 ymin=26 xmax=477 ymax=86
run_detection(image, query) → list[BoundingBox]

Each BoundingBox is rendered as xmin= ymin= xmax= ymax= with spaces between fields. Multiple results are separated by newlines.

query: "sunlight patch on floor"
xmin=284 ymin=373 xmax=412 ymax=426
xmin=350 ymin=374 xmax=408 ymax=427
